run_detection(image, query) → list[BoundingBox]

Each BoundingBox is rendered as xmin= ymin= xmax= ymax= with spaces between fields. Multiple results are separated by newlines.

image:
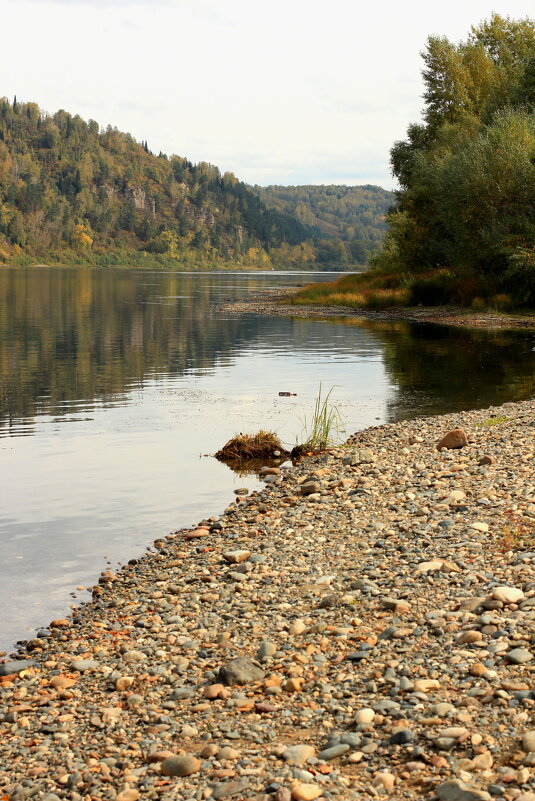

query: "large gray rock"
xmin=160 ymin=754 xmax=200 ymax=777
xmin=299 ymin=481 xmax=321 ymax=496
xmin=71 ymin=659 xmax=99 ymax=672
xmin=0 ymin=659 xmax=37 ymax=676
xmin=319 ymin=743 xmax=350 ymax=760
xmin=218 ymin=657 xmax=265 ymax=686
xmin=283 ymin=744 xmax=315 ymax=765
xmin=437 ymin=779 xmax=491 ymax=801
xmin=342 ymin=448 xmax=374 ymax=465
xmin=506 ymin=648 xmax=533 ymax=664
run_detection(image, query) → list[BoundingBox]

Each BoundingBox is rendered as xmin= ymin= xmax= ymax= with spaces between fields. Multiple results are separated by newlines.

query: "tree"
xmin=374 ymin=14 xmax=535 ymax=305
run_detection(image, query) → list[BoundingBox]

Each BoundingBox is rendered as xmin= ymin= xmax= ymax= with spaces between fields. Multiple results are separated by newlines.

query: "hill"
xmin=0 ymin=98 xmax=322 ymax=269
xmin=254 ymin=184 xmax=394 ymax=265
xmin=0 ymin=98 xmax=396 ymax=270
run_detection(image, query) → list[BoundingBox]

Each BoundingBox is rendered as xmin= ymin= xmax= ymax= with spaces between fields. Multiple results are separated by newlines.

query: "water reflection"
xmin=0 ymin=266 xmax=534 ymax=652
xmin=0 ymin=268 xmax=265 ymax=428
xmin=345 ymin=319 xmax=535 ymax=419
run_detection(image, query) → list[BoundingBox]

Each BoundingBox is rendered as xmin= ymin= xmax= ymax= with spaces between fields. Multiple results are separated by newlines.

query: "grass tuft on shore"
xmin=297 ymin=385 xmax=345 ymax=453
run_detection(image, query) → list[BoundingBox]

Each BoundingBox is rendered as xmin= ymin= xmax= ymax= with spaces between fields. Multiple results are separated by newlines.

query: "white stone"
xmin=522 ymin=731 xmax=535 ymax=753
xmin=416 ymin=559 xmax=444 ymax=574
xmin=289 ymin=619 xmax=307 ymax=635
xmin=491 ymin=586 xmax=524 ymax=603
xmin=414 ymin=679 xmax=441 ymax=693
xmin=443 ymin=490 xmax=466 ymax=505
xmin=355 ymin=708 xmax=375 ymax=725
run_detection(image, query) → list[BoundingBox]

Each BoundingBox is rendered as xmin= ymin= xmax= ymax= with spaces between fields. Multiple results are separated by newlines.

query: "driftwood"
xmin=215 ymin=431 xmax=288 ymax=462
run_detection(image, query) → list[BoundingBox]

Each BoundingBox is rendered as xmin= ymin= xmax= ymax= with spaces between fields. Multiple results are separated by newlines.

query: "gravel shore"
xmin=218 ymin=288 xmax=535 ymax=330
xmin=1 ymin=399 xmax=535 ymax=801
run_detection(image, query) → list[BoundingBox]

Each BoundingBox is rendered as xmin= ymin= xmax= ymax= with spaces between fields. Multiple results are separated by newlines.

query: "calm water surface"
xmin=1 ymin=266 xmax=534 ymax=652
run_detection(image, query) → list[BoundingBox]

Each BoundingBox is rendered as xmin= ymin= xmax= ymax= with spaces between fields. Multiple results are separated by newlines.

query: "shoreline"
xmin=1 ymin=398 xmax=535 ymax=800
xmin=219 ymin=287 xmax=535 ymax=330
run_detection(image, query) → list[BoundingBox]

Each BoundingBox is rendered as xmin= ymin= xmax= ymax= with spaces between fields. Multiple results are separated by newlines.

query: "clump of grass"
xmin=215 ymin=430 xmax=287 ymax=462
xmin=296 ymin=385 xmax=345 ymax=454
xmin=291 ymin=267 xmax=525 ymax=311
xmin=471 ymin=294 xmax=514 ymax=313
xmin=496 ymin=509 xmax=535 ymax=552
xmin=479 ymin=415 xmax=511 ymax=427
xmin=471 ymin=296 xmax=486 ymax=311
xmin=490 ymin=293 xmax=514 ymax=312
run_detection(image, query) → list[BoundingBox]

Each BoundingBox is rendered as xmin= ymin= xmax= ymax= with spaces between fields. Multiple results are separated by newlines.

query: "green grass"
xmin=479 ymin=415 xmax=511 ymax=427
xmin=290 ymin=271 xmax=411 ymax=310
xmin=289 ymin=267 xmax=535 ymax=313
xmin=298 ymin=385 xmax=345 ymax=452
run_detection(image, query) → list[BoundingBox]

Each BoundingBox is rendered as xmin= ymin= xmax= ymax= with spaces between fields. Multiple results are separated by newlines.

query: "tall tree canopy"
xmin=375 ymin=14 xmax=535 ymax=306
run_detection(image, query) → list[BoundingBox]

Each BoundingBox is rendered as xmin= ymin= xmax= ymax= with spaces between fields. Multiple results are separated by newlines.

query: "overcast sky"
xmin=2 ymin=0 xmax=532 ymax=188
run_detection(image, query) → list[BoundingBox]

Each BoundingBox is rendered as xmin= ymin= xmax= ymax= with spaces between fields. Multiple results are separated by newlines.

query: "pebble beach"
xmin=218 ymin=287 xmax=535 ymax=329
xmin=1 ymin=399 xmax=535 ymax=801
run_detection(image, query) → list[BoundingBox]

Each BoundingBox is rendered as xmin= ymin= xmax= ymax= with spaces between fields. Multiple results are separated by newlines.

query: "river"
xmin=0 ymin=266 xmax=534 ymax=652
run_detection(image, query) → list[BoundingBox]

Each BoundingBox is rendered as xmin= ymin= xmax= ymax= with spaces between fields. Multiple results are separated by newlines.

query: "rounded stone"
xmin=355 ymin=707 xmax=375 ymax=724
xmin=492 ymin=586 xmax=524 ymax=604
xmin=160 ymin=754 xmax=201 ymax=777
xmin=291 ymin=784 xmax=323 ymax=801
xmin=283 ymin=744 xmax=315 ymax=765
xmin=522 ymin=731 xmax=535 ymax=753
xmin=218 ymin=657 xmax=265 ymax=685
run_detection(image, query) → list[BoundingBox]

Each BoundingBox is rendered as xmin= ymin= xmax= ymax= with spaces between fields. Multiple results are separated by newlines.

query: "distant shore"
xmin=219 ymin=287 xmax=535 ymax=330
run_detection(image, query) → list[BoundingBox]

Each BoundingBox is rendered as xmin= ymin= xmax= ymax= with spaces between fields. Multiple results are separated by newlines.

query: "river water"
xmin=1 ymin=266 xmax=534 ymax=652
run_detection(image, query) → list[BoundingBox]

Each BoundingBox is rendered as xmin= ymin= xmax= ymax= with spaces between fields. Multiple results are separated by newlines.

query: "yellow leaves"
xmin=160 ymin=229 xmax=179 ymax=259
xmin=73 ymin=223 xmax=93 ymax=249
xmin=243 ymin=246 xmax=271 ymax=267
xmin=270 ymin=241 xmax=315 ymax=266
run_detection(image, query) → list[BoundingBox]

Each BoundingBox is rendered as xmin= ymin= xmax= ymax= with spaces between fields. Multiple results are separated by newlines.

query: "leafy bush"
xmin=372 ymin=15 xmax=535 ymax=309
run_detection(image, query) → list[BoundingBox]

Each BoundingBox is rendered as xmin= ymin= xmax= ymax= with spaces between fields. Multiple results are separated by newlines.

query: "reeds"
xmin=297 ymin=385 xmax=345 ymax=453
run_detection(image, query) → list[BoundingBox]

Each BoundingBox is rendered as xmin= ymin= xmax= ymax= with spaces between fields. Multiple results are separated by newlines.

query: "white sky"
xmin=2 ymin=0 xmax=533 ymax=188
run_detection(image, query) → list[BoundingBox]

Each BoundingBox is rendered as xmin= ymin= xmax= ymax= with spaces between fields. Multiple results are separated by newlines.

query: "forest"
xmin=0 ymin=98 xmax=390 ymax=270
xmin=295 ymin=14 xmax=535 ymax=310
xmin=254 ymin=184 xmax=393 ymax=265
xmin=372 ymin=13 xmax=535 ymax=308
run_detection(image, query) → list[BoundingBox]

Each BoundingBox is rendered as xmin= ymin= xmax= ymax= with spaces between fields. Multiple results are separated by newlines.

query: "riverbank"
xmin=219 ymin=288 xmax=535 ymax=330
xmin=1 ymin=399 xmax=535 ymax=800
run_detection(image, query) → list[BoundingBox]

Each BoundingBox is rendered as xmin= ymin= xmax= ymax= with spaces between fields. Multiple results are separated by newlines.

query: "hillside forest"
xmin=0 ymin=98 xmax=392 ymax=270
xmin=255 ymin=185 xmax=393 ymax=265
